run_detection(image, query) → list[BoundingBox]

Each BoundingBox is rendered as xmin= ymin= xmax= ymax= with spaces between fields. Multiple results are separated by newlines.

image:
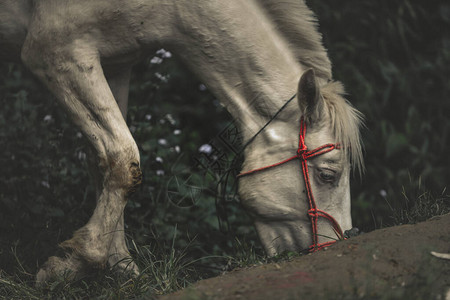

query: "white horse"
xmin=0 ymin=0 xmax=363 ymax=283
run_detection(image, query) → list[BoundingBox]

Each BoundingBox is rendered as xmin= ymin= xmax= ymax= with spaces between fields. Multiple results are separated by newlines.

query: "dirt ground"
xmin=161 ymin=214 xmax=450 ymax=300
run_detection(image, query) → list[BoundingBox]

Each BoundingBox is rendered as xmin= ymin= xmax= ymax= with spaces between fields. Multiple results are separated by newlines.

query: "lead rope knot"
xmin=297 ymin=145 xmax=307 ymax=159
xmin=307 ymin=208 xmax=319 ymax=218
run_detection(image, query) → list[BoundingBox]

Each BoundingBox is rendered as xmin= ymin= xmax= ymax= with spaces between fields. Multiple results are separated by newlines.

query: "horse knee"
xmin=100 ymin=146 xmax=142 ymax=198
xmin=127 ymin=162 xmax=142 ymax=197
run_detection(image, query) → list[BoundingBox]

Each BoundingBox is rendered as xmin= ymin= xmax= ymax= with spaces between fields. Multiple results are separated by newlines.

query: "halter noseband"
xmin=238 ymin=116 xmax=345 ymax=252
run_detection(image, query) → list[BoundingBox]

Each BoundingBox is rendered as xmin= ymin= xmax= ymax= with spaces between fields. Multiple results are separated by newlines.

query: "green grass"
xmin=0 ymin=236 xmax=303 ymax=299
xmin=385 ymin=177 xmax=450 ymax=226
xmin=1 ymin=187 xmax=449 ymax=300
xmin=0 ymin=233 xmax=267 ymax=299
xmin=1 ymin=170 xmax=448 ymax=300
xmin=0 ymin=247 xmax=172 ymax=299
xmin=0 ymin=244 xmax=200 ymax=299
xmin=2 ymin=180 xmax=449 ymax=299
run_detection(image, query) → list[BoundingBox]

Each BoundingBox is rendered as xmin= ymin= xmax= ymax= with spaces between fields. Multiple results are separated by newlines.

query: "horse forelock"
xmin=321 ymin=81 xmax=365 ymax=175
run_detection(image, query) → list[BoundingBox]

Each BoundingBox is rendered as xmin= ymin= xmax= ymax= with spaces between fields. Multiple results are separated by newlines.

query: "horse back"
xmin=1 ymin=0 xmax=176 ymax=65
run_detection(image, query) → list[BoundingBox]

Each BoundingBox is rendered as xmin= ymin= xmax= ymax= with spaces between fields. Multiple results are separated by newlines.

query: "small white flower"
xmin=41 ymin=181 xmax=50 ymax=188
xmin=156 ymin=170 xmax=165 ymax=176
xmin=76 ymin=132 xmax=83 ymax=138
xmin=158 ymin=138 xmax=168 ymax=146
xmin=379 ymin=189 xmax=387 ymax=197
xmin=156 ymin=48 xmax=172 ymax=58
xmin=145 ymin=114 xmax=152 ymax=121
xmin=43 ymin=115 xmax=53 ymax=123
xmin=166 ymin=114 xmax=176 ymax=125
xmin=77 ymin=151 xmax=87 ymax=161
xmin=155 ymin=72 xmax=169 ymax=82
xmin=150 ymin=56 xmax=163 ymax=64
xmin=156 ymin=48 xmax=166 ymax=55
xmin=174 ymin=145 xmax=181 ymax=153
xmin=173 ymin=129 xmax=181 ymax=135
xmin=155 ymin=156 xmax=163 ymax=163
xmin=199 ymin=144 xmax=213 ymax=154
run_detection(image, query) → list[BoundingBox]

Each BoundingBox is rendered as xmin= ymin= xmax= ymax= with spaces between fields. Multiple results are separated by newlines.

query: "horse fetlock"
xmin=36 ymin=254 xmax=87 ymax=286
xmin=59 ymin=228 xmax=109 ymax=268
xmin=108 ymin=252 xmax=140 ymax=277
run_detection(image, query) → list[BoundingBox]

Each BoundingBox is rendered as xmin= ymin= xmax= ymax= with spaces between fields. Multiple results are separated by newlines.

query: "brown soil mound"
xmin=161 ymin=214 xmax=450 ymax=300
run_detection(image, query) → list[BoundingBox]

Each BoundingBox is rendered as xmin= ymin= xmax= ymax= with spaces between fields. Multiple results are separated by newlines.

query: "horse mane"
xmin=257 ymin=0 xmax=332 ymax=80
xmin=321 ymin=81 xmax=365 ymax=175
xmin=258 ymin=0 xmax=363 ymax=173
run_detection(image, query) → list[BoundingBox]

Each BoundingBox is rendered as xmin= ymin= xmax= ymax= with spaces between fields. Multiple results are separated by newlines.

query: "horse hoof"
xmin=35 ymin=255 xmax=85 ymax=287
xmin=109 ymin=255 xmax=140 ymax=277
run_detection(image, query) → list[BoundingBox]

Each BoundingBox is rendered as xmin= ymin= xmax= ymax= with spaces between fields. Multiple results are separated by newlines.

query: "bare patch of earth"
xmin=161 ymin=214 xmax=450 ymax=300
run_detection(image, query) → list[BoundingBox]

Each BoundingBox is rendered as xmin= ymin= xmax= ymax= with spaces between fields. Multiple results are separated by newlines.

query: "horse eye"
xmin=319 ymin=170 xmax=336 ymax=183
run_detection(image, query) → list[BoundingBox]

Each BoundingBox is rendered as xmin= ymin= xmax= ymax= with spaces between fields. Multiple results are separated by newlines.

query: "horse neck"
xmin=170 ymin=1 xmax=312 ymax=143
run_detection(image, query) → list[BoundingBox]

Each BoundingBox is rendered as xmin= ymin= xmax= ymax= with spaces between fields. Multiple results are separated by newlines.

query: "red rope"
xmin=238 ymin=117 xmax=344 ymax=252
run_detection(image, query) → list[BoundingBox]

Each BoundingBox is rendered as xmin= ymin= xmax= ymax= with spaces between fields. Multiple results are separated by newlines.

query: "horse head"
xmin=238 ymin=69 xmax=363 ymax=255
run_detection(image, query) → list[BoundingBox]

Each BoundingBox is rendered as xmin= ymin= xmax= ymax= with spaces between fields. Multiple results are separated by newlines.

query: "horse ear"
xmin=298 ymin=69 xmax=323 ymax=121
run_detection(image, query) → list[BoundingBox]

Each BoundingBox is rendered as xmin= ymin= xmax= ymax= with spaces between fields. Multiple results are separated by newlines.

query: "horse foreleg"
xmin=107 ymin=69 xmax=131 ymax=119
xmin=21 ymin=42 xmax=141 ymax=284
xmin=104 ymin=69 xmax=139 ymax=275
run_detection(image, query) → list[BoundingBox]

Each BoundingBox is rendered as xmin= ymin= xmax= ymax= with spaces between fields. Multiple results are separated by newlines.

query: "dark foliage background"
xmin=0 ymin=0 xmax=449 ymax=276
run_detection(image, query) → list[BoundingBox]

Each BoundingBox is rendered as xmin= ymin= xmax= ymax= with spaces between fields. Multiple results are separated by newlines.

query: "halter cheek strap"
xmin=238 ymin=116 xmax=345 ymax=252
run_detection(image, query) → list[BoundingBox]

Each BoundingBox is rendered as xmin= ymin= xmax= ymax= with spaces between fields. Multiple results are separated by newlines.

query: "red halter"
xmin=238 ymin=116 xmax=345 ymax=252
